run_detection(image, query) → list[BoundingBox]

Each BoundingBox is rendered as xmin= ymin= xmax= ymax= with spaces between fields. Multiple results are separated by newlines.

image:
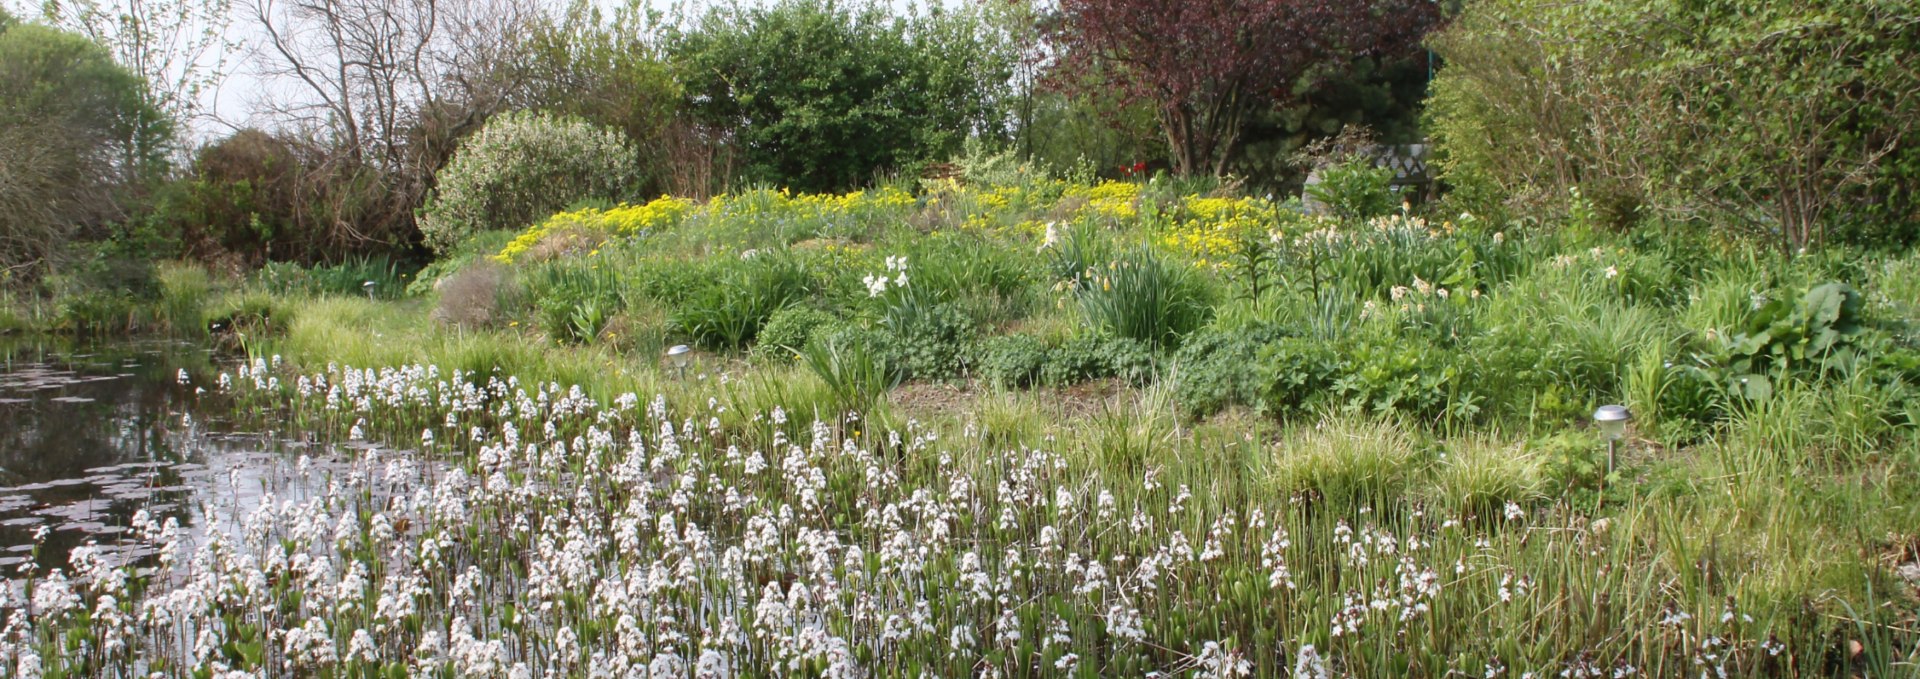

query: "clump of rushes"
xmin=156 ymin=260 xmax=216 ymax=334
xmin=1075 ymin=247 xmax=1213 ymax=350
xmin=8 ymin=356 xmax=1907 ymax=676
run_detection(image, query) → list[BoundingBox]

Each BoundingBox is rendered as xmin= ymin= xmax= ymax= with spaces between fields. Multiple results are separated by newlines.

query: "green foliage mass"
xmin=670 ymin=0 xmax=1012 ymax=192
xmin=1428 ymin=0 xmax=1920 ymax=248
xmin=873 ymin=300 xmax=975 ymax=382
xmin=976 ymin=334 xmax=1049 ymax=389
xmin=518 ymin=2 xmax=680 ymax=168
xmin=0 ymin=18 xmax=168 ymax=274
xmin=672 ymin=252 xmax=814 ymax=350
xmin=1040 ymin=334 xmax=1154 ymax=387
xmin=1172 ymin=325 xmax=1295 ymax=418
xmin=1306 ymin=156 xmax=1399 ymax=222
xmin=417 ymin=111 xmax=641 ymax=253
xmin=751 ymin=306 xmax=836 ymax=364
xmin=1715 ymin=282 xmax=1865 ymax=401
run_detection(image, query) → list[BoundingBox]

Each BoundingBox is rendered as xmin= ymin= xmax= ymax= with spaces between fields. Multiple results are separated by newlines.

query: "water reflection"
xmin=0 ymin=340 xmax=360 ymax=571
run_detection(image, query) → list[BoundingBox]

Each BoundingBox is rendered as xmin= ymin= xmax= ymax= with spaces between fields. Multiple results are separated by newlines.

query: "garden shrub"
xmin=752 ymin=306 xmax=836 ymax=363
xmin=1038 ymin=335 xmax=1104 ymax=387
xmin=155 ymin=130 xmax=302 ymax=261
xmin=670 ymin=0 xmax=1012 ymax=192
xmin=877 ymin=300 xmax=975 ymax=382
xmin=1305 ymin=155 xmax=1398 ymax=222
xmin=1039 ymin=334 xmax=1154 ymax=388
xmin=518 ymin=10 xmax=681 ymax=189
xmin=1252 ymin=336 xmax=1343 ymax=417
xmin=977 ymin=334 xmax=1049 ymax=389
xmin=1099 ymin=337 xmax=1157 ymax=387
xmin=418 ymin=111 xmax=641 ymax=253
xmin=1172 ymin=324 xmax=1295 ymax=417
xmin=1428 ymin=0 xmax=1920 ymax=248
xmin=153 ymin=128 xmax=419 ymax=262
xmin=1332 ymin=335 xmax=1461 ymax=420
xmin=0 ymin=19 xmax=164 ymax=276
xmin=430 ymin=261 xmax=509 ymax=330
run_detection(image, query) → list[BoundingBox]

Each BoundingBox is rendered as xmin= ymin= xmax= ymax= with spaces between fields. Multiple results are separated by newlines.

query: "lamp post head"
xmin=666 ymin=344 xmax=692 ymax=370
xmin=1593 ymin=404 xmax=1630 ymax=441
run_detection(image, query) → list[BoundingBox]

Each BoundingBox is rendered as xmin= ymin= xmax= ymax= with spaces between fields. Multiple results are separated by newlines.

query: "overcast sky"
xmin=2 ymin=0 xmax=973 ymax=141
xmin=202 ymin=0 xmax=718 ymax=138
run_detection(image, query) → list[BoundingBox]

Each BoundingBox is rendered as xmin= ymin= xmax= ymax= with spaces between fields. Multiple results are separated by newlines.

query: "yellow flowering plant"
xmin=495 ymin=197 xmax=695 ymax=263
xmin=1067 ymin=180 xmax=1144 ymax=221
xmin=1159 ymin=195 xmax=1283 ymax=266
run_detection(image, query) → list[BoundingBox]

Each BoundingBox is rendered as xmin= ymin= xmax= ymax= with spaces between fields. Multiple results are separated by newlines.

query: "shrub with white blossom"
xmin=417 ymin=111 xmax=641 ymax=253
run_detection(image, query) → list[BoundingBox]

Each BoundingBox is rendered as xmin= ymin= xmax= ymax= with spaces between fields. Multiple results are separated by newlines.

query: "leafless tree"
xmin=40 ymin=0 xmax=238 ymax=128
xmin=246 ymin=0 xmax=538 ymax=250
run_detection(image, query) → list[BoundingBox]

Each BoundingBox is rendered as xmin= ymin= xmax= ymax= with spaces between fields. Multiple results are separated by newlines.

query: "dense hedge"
xmin=1427 ymin=0 xmax=1920 ymax=249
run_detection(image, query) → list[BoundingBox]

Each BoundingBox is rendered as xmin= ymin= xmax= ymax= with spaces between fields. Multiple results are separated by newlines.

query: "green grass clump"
xmin=1074 ymin=247 xmax=1214 ymax=349
xmin=156 ymin=260 xmax=216 ymax=334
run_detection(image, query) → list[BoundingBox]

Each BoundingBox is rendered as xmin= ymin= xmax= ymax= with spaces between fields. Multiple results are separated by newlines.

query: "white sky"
xmin=201 ymin=0 xmax=711 ymax=139
xmin=17 ymin=0 xmax=969 ymax=141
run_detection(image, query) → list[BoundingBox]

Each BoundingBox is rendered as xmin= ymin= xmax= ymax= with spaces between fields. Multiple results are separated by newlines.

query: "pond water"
xmin=0 ymin=340 xmax=359 ymax=572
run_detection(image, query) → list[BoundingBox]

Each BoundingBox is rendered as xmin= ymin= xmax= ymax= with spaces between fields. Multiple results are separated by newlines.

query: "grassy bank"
xmin=11 ymin=175 xmax=1920 ymax=675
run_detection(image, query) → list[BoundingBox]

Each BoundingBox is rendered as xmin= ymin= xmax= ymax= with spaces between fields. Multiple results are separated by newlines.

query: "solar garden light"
xmin=1593 ymin=404 xmax=1630 ymax=473
xmin=362 ymin=280 xmax=377 ymax=301
xmin=666 ymin=345 xmax=692 ymax=378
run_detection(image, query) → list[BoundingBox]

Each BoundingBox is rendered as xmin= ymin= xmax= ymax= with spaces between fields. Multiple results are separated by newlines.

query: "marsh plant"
xmin=156 ymin=261 xmax=215 ymax=334
xmin=5 ymin=357 xmax=1912 ymax=677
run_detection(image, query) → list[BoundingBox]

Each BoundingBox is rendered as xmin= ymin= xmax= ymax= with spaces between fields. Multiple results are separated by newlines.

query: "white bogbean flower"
xmin=1293 ymin=645 xmax=1330 ymax=679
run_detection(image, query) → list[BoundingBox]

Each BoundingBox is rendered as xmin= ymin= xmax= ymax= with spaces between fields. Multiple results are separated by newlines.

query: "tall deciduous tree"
xmin=0 ymin=17 xmax=162 ymax=273
xmin=39 ymin=0 xmax=237 ymax=134
xmin=1044 ymin=0 xmax=1441 ymax=177
xmin=247 ymin=0 xmax=538 ymax=252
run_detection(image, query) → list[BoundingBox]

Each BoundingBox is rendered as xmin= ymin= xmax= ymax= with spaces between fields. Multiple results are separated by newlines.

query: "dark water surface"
xmin=0 ymin=340 xmax=344 ymax=571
